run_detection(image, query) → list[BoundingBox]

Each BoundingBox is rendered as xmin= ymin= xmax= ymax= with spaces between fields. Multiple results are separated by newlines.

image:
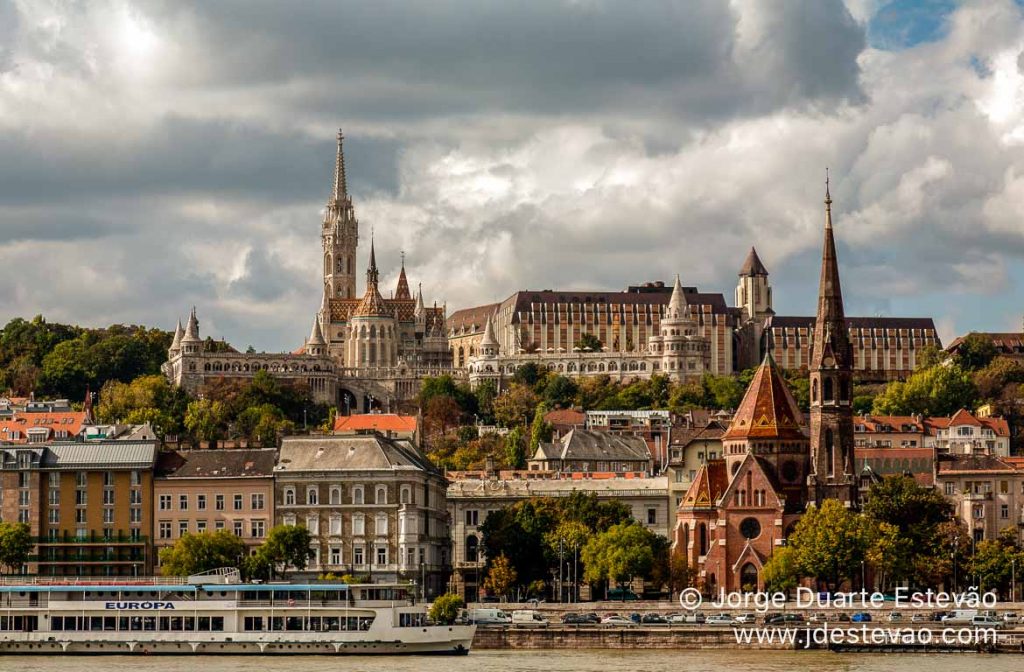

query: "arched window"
xmin=400 ymin=486 xmax=412 ymax=505
xmin=466 ymin=536 xmax=479 ymax=563
xmin=375 ymin=486 xmax=387 ymax=505
xmin=306 ymin=486 xmax=318 ymax=506
xmin=812 ymin=379 xmax=818 ymax=403
xmin=826 ymin=429 xmax=835 ymax=477
xmin=699 ymin=523 xmax=708 ymax=556
xmin=284 ymin=487 xmax=295 ymax=506
xmin=841 ymin=379 xmax=850 ymax=402
xmin=352 ymin=485 xmax=364 ymax=505
xmin=329 ymin=487 xmax=342 ymax=505
xmin=740 ymin=563 xmax=758 ymax=591
xmin=824 ymin=377 xmax=834 ymax=402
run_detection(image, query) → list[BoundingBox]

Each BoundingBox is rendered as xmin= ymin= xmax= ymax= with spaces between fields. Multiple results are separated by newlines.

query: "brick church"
xmin=674 ymin=179 xmax=858 ymax=593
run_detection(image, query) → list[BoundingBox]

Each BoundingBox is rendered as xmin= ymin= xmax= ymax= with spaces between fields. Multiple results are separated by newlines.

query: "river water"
xmin=7 ymin=651 xmax=1023 ymax=672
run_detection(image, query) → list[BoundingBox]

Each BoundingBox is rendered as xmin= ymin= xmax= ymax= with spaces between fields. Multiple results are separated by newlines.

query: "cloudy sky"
xmin=2 ymin=0 xmax=1024 ymax=351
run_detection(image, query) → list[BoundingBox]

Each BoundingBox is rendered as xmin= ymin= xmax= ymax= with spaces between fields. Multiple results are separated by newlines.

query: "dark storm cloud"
xmin=151 ymin=0 xmax=864 ymax=122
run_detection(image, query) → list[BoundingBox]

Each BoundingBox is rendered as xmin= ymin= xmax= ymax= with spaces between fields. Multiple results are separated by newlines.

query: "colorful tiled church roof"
xmin=679 ymin=459 xmax=728 ymax=509
xmin=722 ymin=353 xmax=805 ymax=441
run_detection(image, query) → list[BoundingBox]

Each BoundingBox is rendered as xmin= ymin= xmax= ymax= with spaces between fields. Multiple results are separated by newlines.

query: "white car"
xmin=601 ymin=615 xmax=637 ymax=627
xmin=733 ymin=613 xmax=757 ymax=624
xmin=706 ymin=614 xmax=735 ymax=625
xmin=1002 ymin=612 xmax=1019 ymax=625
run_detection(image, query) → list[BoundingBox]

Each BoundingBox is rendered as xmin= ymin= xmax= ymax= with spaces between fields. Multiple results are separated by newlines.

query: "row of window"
xmin=281 ymin=484 xmax=412 ymax=506
xmin=51 ymin=616 xmax=225 ymax=632
xmin=47 ymin=507 xmax=143 ymax=525
xmin=158 ymin=493 xmax=264 ymax=512
xmin=158 ymin=519 xmax=266 ymax=539
xmin=284 ymin=512 xmax=409 ymax=537
xmin=244 ymin=616 xmax=374 ymax=632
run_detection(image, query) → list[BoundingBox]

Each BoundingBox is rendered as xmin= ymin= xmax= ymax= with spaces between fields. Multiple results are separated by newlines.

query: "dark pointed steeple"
xmin=367 ymin=234 xmax=379 ymax=288
xmin=808 ymin=170 xmax=856 ymax=507
xmin=395 ymin=250 xmax=412 ymax=300
xmin=739 ymin=247 xmax=769 ymax=277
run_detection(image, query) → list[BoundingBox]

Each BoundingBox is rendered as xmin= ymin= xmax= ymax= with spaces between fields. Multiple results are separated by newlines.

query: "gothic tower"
xmin=323 ymin=130 xmax=359 ymax=299
xmin=736 ymin=247 xmax=772 ymax=323
xmin=808 ymin=176 xmax=857 ymax=507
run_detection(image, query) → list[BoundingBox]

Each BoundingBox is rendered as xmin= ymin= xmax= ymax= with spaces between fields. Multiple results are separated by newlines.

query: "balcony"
xmin=34 ymin=534 xmax=148 ymax=545
xmin=963 ymin=492 xmax=993 ymax=501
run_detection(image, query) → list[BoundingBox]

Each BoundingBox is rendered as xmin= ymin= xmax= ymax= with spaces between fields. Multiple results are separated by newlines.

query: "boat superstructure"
xmin=0 ymin=570 xmax=474 ymax=655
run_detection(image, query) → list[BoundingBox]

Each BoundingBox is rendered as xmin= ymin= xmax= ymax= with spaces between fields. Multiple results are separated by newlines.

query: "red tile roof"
xmin=679 ymin=459 xmax=728 ymax=509
xmin=544 ymin=409 xmax=585 ymax=428
xmin=723 ymin=355 xmax=805 ymax=441
xmin=0 ymin=412 xmax=89 ymax=443
xmin=333 ymin=414 xmax=418 ymax=434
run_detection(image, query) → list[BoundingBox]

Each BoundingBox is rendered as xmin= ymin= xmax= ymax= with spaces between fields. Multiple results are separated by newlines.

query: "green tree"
xmin=954 ymin=333 xmax=998 ymax=371
xmin=581 ymin=521 xmax=657 ymax=587
xmin=969 ymin=529 xmax=1024 ymax=598
xmin=703 ymin=374 xmax=745 ymax=410
xmin=872 ymin=363 xmax=978 ymax=417
xmin=762 ymin=546 xmax=799 ymax=595
xmin=158 ymin=530 xmax=247 ymax=577
xmin=483 ymin=554 xmax=518 ymax=599
xmin=512 ymin=362 xmax=545 ymax=387
xmin=474 ymin=379 xmax=498 ymax=424
xmin=788 ymin=500 xmax=871 ymax=589
xmin=504 ymin=426 xmax=527 ymax=469
xmin=528 ymin=404 xmax=554 ymax=454
xmin=863 ymin=475 xmax=952 ymax=554
xmin=542 ymin=375 xmax=578 ymax=409
xmin=184 ymin=398 xmax=228 ymax=443
xmin=865 ymin=521 xmax=913 ymax=591
xmin=428 ymin=593 xmax=465 ymax=624
xmin=0 ymin=522 xmax=31 ymax=574
xmin=575 ymin=333 xmax=603 ymax=352
xmin=492 ymin=383 xmax=539 ymax=428
xmin=258 ymin=525 xmax=316 ymax=579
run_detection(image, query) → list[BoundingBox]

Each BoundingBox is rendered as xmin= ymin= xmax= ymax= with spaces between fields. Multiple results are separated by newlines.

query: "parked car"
xmin=581 ymin=612 xmax=601 ymax=624
xmin=932 ymin=611 xmax=949 ymax=622
xmin=676 ymin=612 xmax=706 ymax=624
xmin=910 ymin=613 xmax=930 ymax=623
xmin=887 ymin=612 xmax=903 ymax=623
xmin=601 ymin=615 xmax=638 ymax=627
xmin=561 ymin=613 xmax=586 ymax=624
xmin=706 ymin=614 xmax=735 ymax=625
xmin=808 ymin=613 xmax=828 ymax=624
xmin=606 ymin=587 xmax=640 ymax=601
xmin=972 ymin=615 xmax=1004 ymax=629
xmin=1002 ymin=612 xmax=1019 ymax=625
xmin=851 ymin=612 xmax=872 ymax=623
xmin=640 ymin=613 xmax=668 ymax=625
xmin=766 ymin=613 xmax=805 ymax=625
xmin=733 ymin=613 xmax=757 ymax=624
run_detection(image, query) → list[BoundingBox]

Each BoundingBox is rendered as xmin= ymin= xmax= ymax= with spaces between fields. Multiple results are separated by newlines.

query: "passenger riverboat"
xmin=0 ymin=569 xmax=475 ymax=655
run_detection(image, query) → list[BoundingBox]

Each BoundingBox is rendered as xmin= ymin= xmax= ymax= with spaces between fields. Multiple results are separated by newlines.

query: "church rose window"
xmin=739 ymin=517 xmax=761 ymax=540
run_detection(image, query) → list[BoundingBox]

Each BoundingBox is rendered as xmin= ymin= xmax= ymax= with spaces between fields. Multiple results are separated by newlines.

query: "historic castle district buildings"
xmin=162 ymin=131 xmax=451 ymax=414
xmin=453 ymin=246 xmax=942 ymax=390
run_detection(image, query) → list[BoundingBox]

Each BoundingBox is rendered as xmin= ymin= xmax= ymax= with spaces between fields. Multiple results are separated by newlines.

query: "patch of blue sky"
xmin=867 ymin=0 xmax=958 ymax=50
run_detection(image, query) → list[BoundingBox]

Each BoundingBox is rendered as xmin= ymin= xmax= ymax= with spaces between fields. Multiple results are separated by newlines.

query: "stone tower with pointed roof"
xmin=163 ymin=128 xmax=452 ymax=413
xmin=645 ymin=275 xmax=711 ymax=382
xmin=808 ymin=176 xmax=857 ymax=506
xmin=734 ymin=246 xmax=774 ymax=370
xmin=323 ymin=130 xmax=359 ymax=300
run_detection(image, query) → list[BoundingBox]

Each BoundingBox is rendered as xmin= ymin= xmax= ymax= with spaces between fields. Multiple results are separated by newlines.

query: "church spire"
xmin=395 ymin=250 xmax=412 ymax=300
xmin=367 ymin=234 xmax=379 ymax=288
xmin=808 ymin=170 xmax=856 ymax=507
xmin=331 ymin=129 xmax=348 ymax=203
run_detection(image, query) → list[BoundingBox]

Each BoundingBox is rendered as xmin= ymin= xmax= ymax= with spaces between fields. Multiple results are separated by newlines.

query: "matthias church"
xmin=162 ymin=132 xmax=451 ymax=412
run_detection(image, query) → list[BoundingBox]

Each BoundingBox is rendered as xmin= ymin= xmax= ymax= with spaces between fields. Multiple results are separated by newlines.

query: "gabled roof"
xmin=0 ymin=441 xmax=158 ymax=469
xmin=722 ymin=355 xmax=805 ymax=441
xmin=534 ymin=429 xmax=651 ymax=463
xmin=276 ymin=434 xmax=439 ymax=475
xmin=679 ymin=459 xmax=728 ymax=509
xmin=156 ymin=448 xmax=276 ymax=479
xmin=936 ymin=453 xmax=1021 ymax=475
xmin=544 ymin=409 xmax=586 ymax=428
xmin=718 ymin=453 xmax=784 ymax=508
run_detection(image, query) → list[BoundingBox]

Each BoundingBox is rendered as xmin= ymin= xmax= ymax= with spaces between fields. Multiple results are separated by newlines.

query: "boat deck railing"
xmin=0 ymin=576 xmax=189 ymax=587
